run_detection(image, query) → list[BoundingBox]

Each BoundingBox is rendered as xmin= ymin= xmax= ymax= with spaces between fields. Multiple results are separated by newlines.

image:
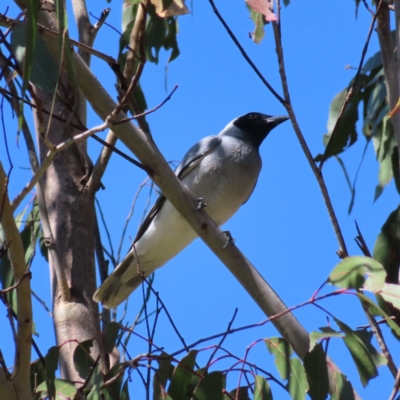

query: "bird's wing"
xmin=175 ymin=136 xmax=222 ymax=180
xmin=133 ymin=136 xmax=222 ymax=243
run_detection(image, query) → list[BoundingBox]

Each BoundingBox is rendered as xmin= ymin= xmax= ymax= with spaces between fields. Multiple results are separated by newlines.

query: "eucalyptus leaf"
xmin=264 ymin=337 xmax=292 ymax=381
xmin=304 ymin=344 xmax=329 ymax=400
xmin=168 ymin=350 xmax=198 ymax=399
xmin=328 ymin=256 xmax=386 ymax=292
xmin=253 ymin=376 xmax=273 ymax=400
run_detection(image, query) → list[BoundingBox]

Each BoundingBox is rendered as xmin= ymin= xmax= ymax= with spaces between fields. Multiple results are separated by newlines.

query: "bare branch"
xmin=271 ymin=20 xmax=348 ymax=258
xmin=63 ymin=28 xmax=310 ymax=359
xmin=207 ymin=0 xmax=285 ymax=106
xmin=389 ymin=366 xmax=400 ymax=400
xmin=0 ymin=163 xmax=33 ymax=400
xmin=11 ymin=120 xmax=110 ymax=212
xmin=88 ymin=3 xmax=148 ymax=192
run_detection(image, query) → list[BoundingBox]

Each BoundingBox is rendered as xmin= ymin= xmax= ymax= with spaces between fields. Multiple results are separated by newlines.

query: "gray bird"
xmin=93 ymin=112 xmax=288 ymax=308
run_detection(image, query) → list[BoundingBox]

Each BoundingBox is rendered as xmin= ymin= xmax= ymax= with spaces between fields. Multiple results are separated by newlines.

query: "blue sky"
xmin=1 ymin=0 xmax=399 ymax=398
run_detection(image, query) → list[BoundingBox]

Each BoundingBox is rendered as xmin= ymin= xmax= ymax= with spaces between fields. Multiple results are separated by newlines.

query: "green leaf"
xmin=145 ymin=6 xmax=180 ymax=65
xmin=334 ymin=318 xmax=380 ymax=387
xmin=153 ymin=352 xmax=174 ymax=399
xmin=30 ymin=358 xmax=46 ymax=395
xmin=363 ymin=51 xmax=382 ymax=73
xmin=36 ymin=378 xmax=77 ymax=399
xmin=373 ymin=205 xmax=400 ymax=283
xmin=73 ymin=339 xmax=95 ymax=379
xmin=356 ymin=292 xmax=400 ymax=337
xmin=11 ymin=22 xmax=59 ymax=93
xmin=226 ymin=386 xmax=250 ymax=400
xmin=329 ymin=370 xmax=355 ymax=400
xmin=328 ymin=256 xmax=386 ymax=292
xmin=315 ymin=77 xmax=366 ymax=161
xmin=55 ymin=0 xmax=76 ymax=87
xmin=20 ymin=200 xmax=41 ymax=266
xmin=0 ymin=201 xmax=41 ymax=317
xmin=122 ymin=3 xmax=137 ymax=35
xmin=304 ymin=344 xmax=329 ymax=400
xmin=192 ymin=371 xmax=225 ymax=400
xmin=309 ymin=328 xmax=343 ymax=352
xmin=103 ymin=363 xmax=125 ymax=396
xmin=45 ymin=346 xmax=60 ymax=399
xmin=121 ymin=379 xmax=131 ymax=400
xmin=247 ymin=5 xmax=266 ymax=44
xmin=264 ymin=337 xmax=292 ymax=380
xmin=391 ymin=147 xmax=400 ymax=195
xmin=352 ymin=330 xmax=387 ymax=368
xmin=86 ymin=362 xmax=105 ymax=400
xmin=374 ymin=116 xmax=396 ymax=200
xmin=363 ymin=80 xmax=386 ymax=140
xmin=287 ymin=358 xmax=308 ymax=400
xmin=104 ymin=322 xmax=120 ymax=353
xmin=164 ymin=17 xmax=180 ymax=63
xmin=168 ymin=350 xmax=198 ymax=399
xmin=253 ymin=376 xmax=272 ymax=400
xmin=21 ymin=0 xmax=40 ymax=122
xmin=380 ymin=283 xmax=400 ymax=311
xmin=186 ymin=367 xmax=206 ymax=399
xmin=39 ymin=231 xmax=49 ymax=261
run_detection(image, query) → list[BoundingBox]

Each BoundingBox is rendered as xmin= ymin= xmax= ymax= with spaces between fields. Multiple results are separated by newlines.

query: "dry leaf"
xmin=151 ymin=0 xmax=190 ymax=17
xmin=246 ymin=0 xmax=277 ymax=22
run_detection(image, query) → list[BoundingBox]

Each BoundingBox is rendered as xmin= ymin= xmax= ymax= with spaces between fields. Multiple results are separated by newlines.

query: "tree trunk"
xmin=32 ymin=86 xmax=106 ymax=380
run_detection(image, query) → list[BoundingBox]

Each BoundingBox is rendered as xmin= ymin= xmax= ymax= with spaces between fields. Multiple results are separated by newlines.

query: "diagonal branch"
xmin=31 ymin=10 xmax=311 ymax=358
xmin=88 ymin=2 xmax=148 ymax=192
xmin=208 ymin=0 xmax=285 ymax=106
xmin=271 ymin=20 xmax=348 ymax=258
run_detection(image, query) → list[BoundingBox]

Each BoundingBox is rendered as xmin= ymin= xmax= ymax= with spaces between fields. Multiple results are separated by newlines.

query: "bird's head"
xmin=227 ymin=112 xmax=289 ymax=148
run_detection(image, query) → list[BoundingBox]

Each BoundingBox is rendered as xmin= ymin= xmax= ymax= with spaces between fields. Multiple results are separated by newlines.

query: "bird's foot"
xmin=196 ymin=197 xmax=208 ymax=210
xmin=222 ymin=231 xmax=235 ymax=249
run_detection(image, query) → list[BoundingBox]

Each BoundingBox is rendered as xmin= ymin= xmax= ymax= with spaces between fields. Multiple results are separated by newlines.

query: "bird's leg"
xmin=196 ymin=197 xmax=208 ymax=210
xmin=222 ymin=231 xmax=235 ymax=249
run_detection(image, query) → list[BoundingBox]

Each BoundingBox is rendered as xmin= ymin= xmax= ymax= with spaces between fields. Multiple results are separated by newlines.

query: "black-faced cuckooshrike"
xmin=93 ymin=112 xmax=288 ymax=308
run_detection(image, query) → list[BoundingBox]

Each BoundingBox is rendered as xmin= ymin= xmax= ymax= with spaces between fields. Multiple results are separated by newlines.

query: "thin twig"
xmin=116 ymin=177 xmax=151 ymax=263
xmin=10 ymin=120 xmax=110 ymax=212
xmin=208 ymin=0 xmax=285 ymax=105
xmin=95 ymin=198 xmax=116 ymax=267
xmin=389 ymin=366 xmax=400 ymax=400
xmin=272 ymin=16 xmax=348 ymax=257
xmin=206 ymin=308 xmax=238 ymax=367
xmin=0 ymin=86 xmax=148 ymax=171
xmin=88 ymin=4 xmax=149 ymax=191
xmin=93 ymin=8 xmax=111 ymax=32
xmin=31 ymin=290 xmax=53 ymax=318
xmin=114 ymin=85 xmax=179 ymax=125
xmin=0 ymin=272 xmax=31 ymax=294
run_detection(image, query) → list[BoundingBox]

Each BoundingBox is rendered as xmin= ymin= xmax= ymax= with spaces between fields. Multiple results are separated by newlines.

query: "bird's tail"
xmin=93 ymin=253 xmax=149 ymax=309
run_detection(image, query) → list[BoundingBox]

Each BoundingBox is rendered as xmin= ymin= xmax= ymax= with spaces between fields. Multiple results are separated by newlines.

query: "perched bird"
xmin=93 ymin=112 xmax=288 ymax=308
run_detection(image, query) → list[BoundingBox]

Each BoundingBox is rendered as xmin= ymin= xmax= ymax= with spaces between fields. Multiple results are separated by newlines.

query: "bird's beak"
xmin=267 ymin=115 xmax=289 ymax=129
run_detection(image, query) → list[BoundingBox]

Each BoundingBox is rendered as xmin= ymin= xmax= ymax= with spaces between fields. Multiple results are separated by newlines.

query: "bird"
xmin=93 ymin=112 xmax=288 ymax=308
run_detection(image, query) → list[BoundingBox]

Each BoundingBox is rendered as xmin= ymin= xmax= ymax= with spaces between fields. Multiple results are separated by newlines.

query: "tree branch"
xmin=37 ymin=23 xmax=311 ymax=359
xmin=271 ymin=21 xmax=348 ymax=258
xmin=0 ymin=163 xmax=33 ymax=400
xmin=88 ymin=2 xmax=148 ymax=192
